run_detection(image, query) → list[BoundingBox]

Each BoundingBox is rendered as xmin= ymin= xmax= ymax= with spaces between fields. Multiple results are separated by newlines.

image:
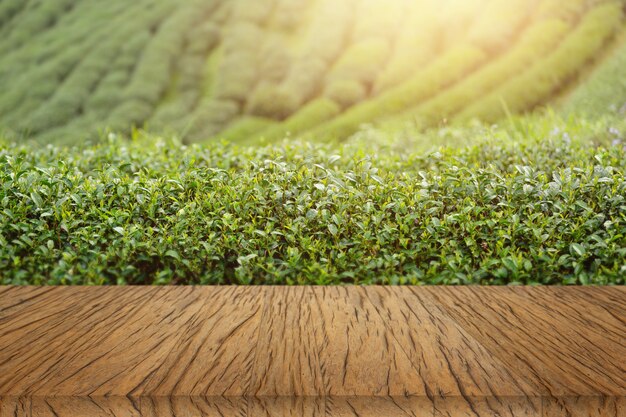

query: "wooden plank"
xmin=307 ymin=286 xmax=427 ymax=396
xmin=17 ymin=396 xmax=626 ymax=417
xmin=0 ymin=286 xmax=163 ymax=396
xmin=587 ymin=287 xmax=626 ymax=327
xmin=0 ymin=397 xmax=32 ymax=417
xmin=0 ymin=287 xmax=263 ymax=397
xmin=0 ymin=286 xmax=60 ymax=314
xmin=0 ymin=286 xmax=624 ymax=407
xmin=0 ymin=397 xmax=437 ymax=417
xmin=138 ymin=396 xmax=248 ymax=417
xmin=325 ymin=397 xmax=433 ymax=417
xmin=249 ymin=286 xmax=325 ymax=396
xmin=0 ymin=396 xmax=251 ymax=417
xmin=422 ymin=287 xmax=626 ymax=397
xmin=248 ymin=397 xmax=326 ymax=417
xmin=118 ymin=286 xmax=264 ymax=397
xmin=542 ymin=396 xmax=625 ymax=417
xmin=433 ymin=397 xmax=541 ymax=417
xmin=366 ymin=287 xmax=540 ymax=398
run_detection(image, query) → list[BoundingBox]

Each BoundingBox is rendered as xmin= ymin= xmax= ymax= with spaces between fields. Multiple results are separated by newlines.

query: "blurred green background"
xmin=0 ymin=0 xmax=624 ymax=145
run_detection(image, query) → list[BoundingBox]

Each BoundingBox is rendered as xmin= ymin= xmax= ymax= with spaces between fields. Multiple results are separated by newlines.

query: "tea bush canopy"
xmin=0 ymin=0 xmax=624 ymax=145
xmin=1 ymin=114 xmax=626 ymax=285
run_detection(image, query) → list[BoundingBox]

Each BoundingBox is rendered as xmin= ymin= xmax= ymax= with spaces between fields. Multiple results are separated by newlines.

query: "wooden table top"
xmin=0 ymin=286 xmax=624 ymax=416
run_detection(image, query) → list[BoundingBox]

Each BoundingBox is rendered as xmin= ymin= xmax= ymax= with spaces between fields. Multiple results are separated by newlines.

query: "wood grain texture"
xmin=307 ymin=286 xmax=425 ymax=397
xmin=325 ymin=397 xmax=433 ymax=417
xmin=136 ymin=286 xmax=263 ymax=397
xmin=0 ymin=286 xmax=624 ymax=417
xmin=250 ymin=286 xmax=324 ymax=397
xmin=421 ymin=287 xmax=626 ymax=397
xmin=542 ymin=396 xmax=625 ymax=417
xmin=433 ymin=396 xmax=542 ymax=417
xmin=366 ymin=287 xmax=539 ymax=398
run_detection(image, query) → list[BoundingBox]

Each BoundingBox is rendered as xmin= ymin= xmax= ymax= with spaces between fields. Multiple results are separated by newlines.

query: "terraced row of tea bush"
xmin=0 ymin=0 xmax=623 ymax=145
xmin=2 ymin=113 xmax=625 ymax=284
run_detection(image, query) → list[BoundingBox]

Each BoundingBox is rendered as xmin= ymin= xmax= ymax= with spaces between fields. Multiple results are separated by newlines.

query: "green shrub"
xmin=106 ymin=100 xmax=155 ymax=132
xmin=121 ymin=6 xmax=194 ymax=105
xmin=563 ymin=34 xmax=626 ymax=116
xmin=256 ymin=58 xmax=328 ymax=118
xmin=396 ymin=19 xmax=571 ymax=124
xmin=270 ymin=0 xmax=308 ymax=30
xmin=324 ymin=80 xmax=367 ymax=109
xmin=216 ymin=116 xmax=275 ymax=143
xmin=257 ymin=35 xmax=292 ymax=84
xmin=310 ymin=46 xmax=487 ymax=140
xmin=115 ymin=31 xmax=152 ymax=70
xmin=0 ymin=44 xmax=86 ymax=116
xmin=258 ymin=98 xmax=341 ymax=142
xmin=245 ymin=82 xmax=299 ymax=119
xmin=186 ymin=22 xmax=220 ymax=55
xmin=2 ymin=115 xmax=625 ymax=285
xmin=323 ymin=38 xmax=389 ymax=107
xmin=25 ymin=40 xmax=124 ymax=133
xmin=220 ymin=21 xmax=263 ymax=51
xmin=351 ymin=0 xmax=405 ymax=41
xmin=439 ymin=0 xmax=488 ymax=49
xmin=467 ymin=0 xmax=534 ymax=54
xmin=0 ymin=0 xmax=26 ymax=27
xmin=535 ymin=0 xmax=601 ymax=22
xmin=0 ymin=0 xmax=75 ymax=51
xmin=325 ymin=38 xmax=390 ymax=87
xmin=149 ymin=91 xmax=201 ymax=132
xmin=85 ymin=72 xmax=129 ymax=116
xmin=231 ymin=0 xmax=273 ymax=24
xmin=213 ymin=51 xmax=259 ymax=102
xmin=185 ymin=99 xmax=241 ymax=141
xmin=458 ymin=2 xmax=624 ymax=122
xmin=301 ymin=0 xmax=355 ymax=64
xmin=372 ymin=3 xmax=441 ymax=93
xmin=0 ymin=0 xmax=623 ymax=144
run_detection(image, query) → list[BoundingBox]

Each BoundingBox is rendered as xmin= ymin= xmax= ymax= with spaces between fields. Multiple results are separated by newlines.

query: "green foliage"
xmin=310 ymin=46 xmax=487 ymax=140
xmin=458 ymin=3 xmax=624 ymax=122
xmin=438 ymin=0 xmax=487 ymax=49
xmin=231 ymin=0 xmax=275 ymax=23
xmin=185 ymin=99 xmax=241 ymax=140
xmin=2 ymin=115 xmax=625 ymax=285
xmin=563 ymin=34 xmax=626 ymax=116
xmin=325 ymin=38 xmax=389 ymax=87
xmin=466 ymin=0 xmax=535 ymax=54
xmin=0 ymin=0 xmax=622 ymax=144
xmin=259 ymin=98 xmax=341 ymax=142
xmin=372 ymin=4 xmax=440 ymax=94
xmin=0 ymin=0 xmax=26 ymax=27
xmin=395 ymin=19 xmax=571 ymax=124
xmin=351 ymin=0 xmax=405 ymax=40
xmin=218 ymin=116 xmax=275 ymax=143
xmin=324 ymin=80 xmax=368 ymax=109
xmin=535 ymin=0 xmax=611 ymax=22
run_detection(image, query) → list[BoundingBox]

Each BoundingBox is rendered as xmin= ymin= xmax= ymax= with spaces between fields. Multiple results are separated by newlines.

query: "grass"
xmin=2 ymin=113 xmax=625 ymax=285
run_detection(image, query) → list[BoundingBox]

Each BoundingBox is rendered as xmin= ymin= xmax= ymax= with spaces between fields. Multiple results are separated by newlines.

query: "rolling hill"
xmin=0 ymin=0 xmax=624 ymax=145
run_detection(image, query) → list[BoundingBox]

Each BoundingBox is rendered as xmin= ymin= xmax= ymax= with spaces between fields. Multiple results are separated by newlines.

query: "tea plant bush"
xmin=564 ymin=30 xmax=626 ymax=116
xmin=1 ymin=115 xmax=625 ymax=285
xmin=393 ymin=19 xmax=571 ymax=125
xmin=0 ymin=0 xmax=622 ymax=144
xmin=458 ymin=2 xmax=624 ymax=123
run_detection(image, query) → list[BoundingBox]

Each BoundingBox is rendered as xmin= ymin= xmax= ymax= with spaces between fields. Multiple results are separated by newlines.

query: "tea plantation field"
xmin=0 ymin=0 xmax=624 ymax=144
xmin=1 ymin=0 xmax=625 ymax=285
